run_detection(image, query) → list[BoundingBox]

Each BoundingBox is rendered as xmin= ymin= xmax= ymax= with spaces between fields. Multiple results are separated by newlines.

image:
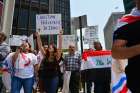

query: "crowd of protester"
xmin=0 ymin=31 xmax=112 ymax=93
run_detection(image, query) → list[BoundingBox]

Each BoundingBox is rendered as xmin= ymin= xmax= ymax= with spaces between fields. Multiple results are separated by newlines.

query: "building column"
xmin=2 ymin=0 xmax=15 ymax=44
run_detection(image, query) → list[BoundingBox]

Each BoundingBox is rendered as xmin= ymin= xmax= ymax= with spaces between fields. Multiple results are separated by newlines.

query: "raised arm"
xmin=12 ymin=48 xmax=21 ymax=65
xmin=35 ymin=32 xmax=46 ymax=57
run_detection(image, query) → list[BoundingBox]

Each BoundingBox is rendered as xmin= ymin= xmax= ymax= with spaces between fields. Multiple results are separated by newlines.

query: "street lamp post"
xmin=79 ymin=16 xmax=83 ymax=53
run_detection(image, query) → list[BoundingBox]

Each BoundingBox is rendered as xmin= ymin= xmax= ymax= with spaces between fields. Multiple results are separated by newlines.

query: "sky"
xmin=70 ymin=0 xmax=125 ymax=49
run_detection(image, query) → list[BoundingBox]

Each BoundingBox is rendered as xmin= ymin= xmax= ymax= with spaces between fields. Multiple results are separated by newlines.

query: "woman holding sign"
xmin=36 ymin=32 xmax=60 ymax=93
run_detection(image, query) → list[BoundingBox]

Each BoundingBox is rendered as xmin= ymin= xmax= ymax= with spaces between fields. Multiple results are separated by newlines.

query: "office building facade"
xmin=12 ymin=0 xmax=71 ymax=44
xmin=104 ymin=12 xmax=124 ymax=50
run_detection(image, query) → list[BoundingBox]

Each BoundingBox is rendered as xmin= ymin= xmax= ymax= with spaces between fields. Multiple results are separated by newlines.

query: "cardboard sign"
xmin=36 ymin=14 xmax=62 ymax=35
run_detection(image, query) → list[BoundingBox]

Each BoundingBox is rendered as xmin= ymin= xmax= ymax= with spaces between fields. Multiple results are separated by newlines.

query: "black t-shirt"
xmin=113 ymin=20 xmax=140 ymax=75
xmin=38 ymin=57 xmax=59 ymax=78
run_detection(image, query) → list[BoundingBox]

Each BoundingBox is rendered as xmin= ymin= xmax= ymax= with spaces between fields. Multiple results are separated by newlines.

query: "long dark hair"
xmin=45 ymin=45 xmax=57 ymax=58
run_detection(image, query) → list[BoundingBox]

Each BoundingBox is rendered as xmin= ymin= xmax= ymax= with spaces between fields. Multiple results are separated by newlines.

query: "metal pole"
xmin=79 ymin=16 xmax=83 ymax=53
xmin=79 ymin=16 xmax=87 ymax=93
xmin=48 ymin=0 xmax=54 ymax=45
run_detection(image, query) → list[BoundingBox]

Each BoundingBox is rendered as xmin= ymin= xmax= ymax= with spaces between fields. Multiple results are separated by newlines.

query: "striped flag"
xmin=112 ymin=13 xmax=140 ymax=93
xmin=81 ymin=50 xmax=112 ymax=70
xmin=112 ymin=72 xmax=130 ymax=93
xmin=111 ymin=59 xmax=131 ymax=93
xmin=81 ymin=50 xmax=131 ymax=93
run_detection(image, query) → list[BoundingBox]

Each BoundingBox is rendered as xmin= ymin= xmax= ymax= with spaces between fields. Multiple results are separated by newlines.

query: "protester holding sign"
xmin=81 ymin=42 xmax=111 ymax=93
xmin=36 ymin=32 xmax=59 ymax=93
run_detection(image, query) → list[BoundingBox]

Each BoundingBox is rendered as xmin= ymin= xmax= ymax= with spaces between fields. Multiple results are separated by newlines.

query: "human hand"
xmin=34 ymin=32 xmax=39 ymax=37
xmin=59 ymin=29 xmax=63 ymax=35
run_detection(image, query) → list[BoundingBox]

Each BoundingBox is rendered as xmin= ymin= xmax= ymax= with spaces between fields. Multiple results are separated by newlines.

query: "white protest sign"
xmin=9 ymin=35 xmax=28 ymax=46
xmin=36 ymin=14 xmax=62 ymax=35
xmin=57 ymin=35 xmax=76 ymax=49
xmin=84 ymin=26 xmax=99 ymax=46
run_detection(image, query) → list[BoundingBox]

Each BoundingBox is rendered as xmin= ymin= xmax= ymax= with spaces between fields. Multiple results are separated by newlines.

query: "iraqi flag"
xmin=81 ymin=50 xmax=112 ymax=70
xmin=114 ymin=14 xmax=140 ymax=32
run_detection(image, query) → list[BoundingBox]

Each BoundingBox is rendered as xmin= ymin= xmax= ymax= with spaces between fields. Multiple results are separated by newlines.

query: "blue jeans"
xmin=11 ymin=76 xmax=34 ymax=93
xmin=44 ymin=76 xmax=59 ymax=93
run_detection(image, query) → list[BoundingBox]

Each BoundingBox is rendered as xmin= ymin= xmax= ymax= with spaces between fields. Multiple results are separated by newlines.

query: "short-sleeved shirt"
xmin=14 ymin=53 xmax=38 ymax=78
xmin=4 ymin=53 xmax=38 ymax=79
xmin=64 ymin=53 xmax=81 ymax=71
xmin=38 ymin=53 xmax=59 ymax=78
xmin=113 ymin=19 xmax=140 ymax=74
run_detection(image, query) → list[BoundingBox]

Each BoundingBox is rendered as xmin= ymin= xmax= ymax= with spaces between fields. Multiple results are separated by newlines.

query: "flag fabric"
xmin=112 ymin=73 xmax=129 ymax=93
xmin=81 ymin=50 xmax=112 ymax=70
xmin=81 ymin=50 xmax=131 ymax=93
xmin=111 ymin=59 xmax=131 ymax=93
xmin=114 ymin=13 xmax=140 ymax=32
xmin=112 ymin=10 xmax=140 ymax=93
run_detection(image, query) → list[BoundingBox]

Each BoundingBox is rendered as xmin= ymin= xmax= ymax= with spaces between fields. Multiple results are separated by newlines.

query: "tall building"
xmin=12 ymin=0 xmax=71 ymax=44
xmin=54 ymin=0 xmax=71 ymax=35
xmin=104 ymin=12 xmax=124 ymax=50
xmin=123 ymin=0 xmax=135 ymax=14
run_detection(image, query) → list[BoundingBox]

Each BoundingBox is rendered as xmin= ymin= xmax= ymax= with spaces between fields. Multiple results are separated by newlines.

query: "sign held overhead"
xmin=36 ymin=14 xmax=62 ymax=35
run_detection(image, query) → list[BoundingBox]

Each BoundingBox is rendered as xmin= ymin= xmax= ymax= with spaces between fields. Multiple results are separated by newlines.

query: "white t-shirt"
xmin=14 ymin=53 xmax=38 ymax=79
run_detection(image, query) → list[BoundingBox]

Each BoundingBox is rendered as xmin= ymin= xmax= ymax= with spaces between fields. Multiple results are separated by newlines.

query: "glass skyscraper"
xmin=12 ymin=0 xmax=71 ymax=44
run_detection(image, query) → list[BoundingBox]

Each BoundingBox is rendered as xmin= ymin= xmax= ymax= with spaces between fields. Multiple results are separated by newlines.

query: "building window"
xmin=17 ymin=28 xmax=28 ymax=35
xmin=31 ymin=0 xmax=39 ymax=3
xmin=18 ymin=8 xmax=28 ymax=29
xmin=30 ymin=9 xmax=38 ymax=30
xmin=15 ymin=0 xmax=20 ymax=4
xmin=40 ymin=0 xmax=48 ymax=4
xmin=13 ymin=8 xmax=18 ymax=27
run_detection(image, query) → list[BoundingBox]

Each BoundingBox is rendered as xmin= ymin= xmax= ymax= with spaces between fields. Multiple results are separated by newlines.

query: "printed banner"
xmin=81 ymin=50 xmax=112 ymax=70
